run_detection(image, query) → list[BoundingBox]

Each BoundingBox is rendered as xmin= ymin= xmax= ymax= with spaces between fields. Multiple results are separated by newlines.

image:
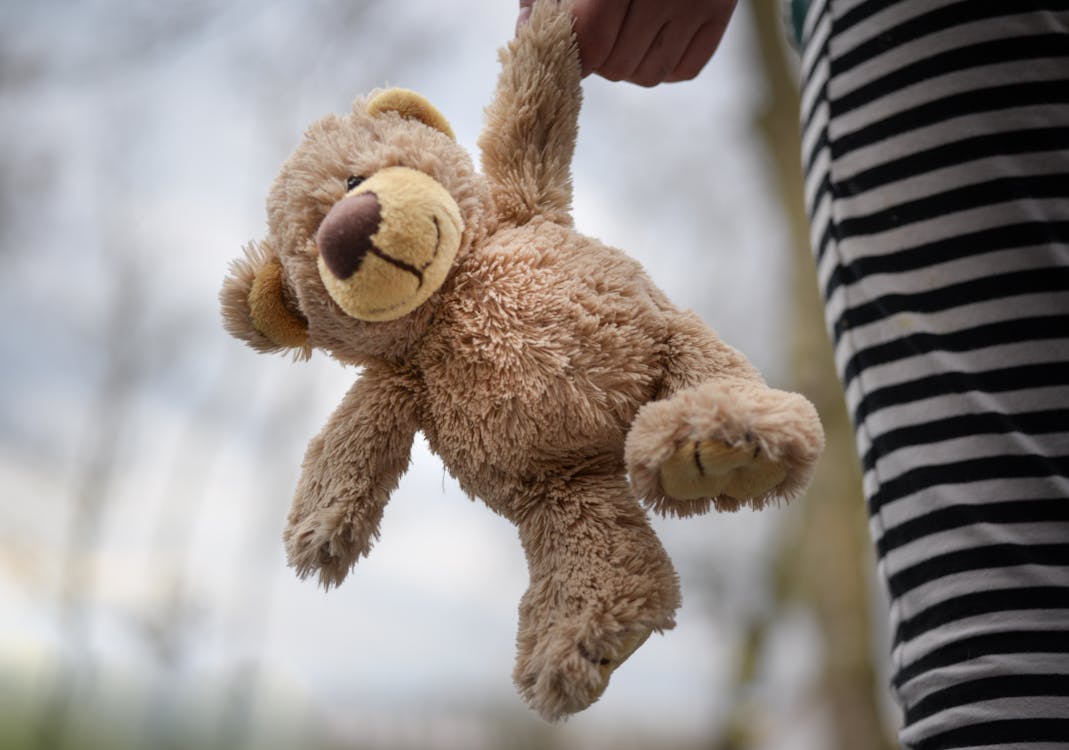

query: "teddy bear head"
xmin=221 ymin=88 xmax=494 ymax=365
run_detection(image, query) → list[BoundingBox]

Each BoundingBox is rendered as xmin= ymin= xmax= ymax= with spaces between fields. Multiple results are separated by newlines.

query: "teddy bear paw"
xmin=514 ymin=624 xmax=653 ymax=722
xmin=283 ymin=508 xmax=364 ymax=589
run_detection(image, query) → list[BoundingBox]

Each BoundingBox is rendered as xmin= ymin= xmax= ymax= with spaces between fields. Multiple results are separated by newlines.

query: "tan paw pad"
xmin=660 ymin=439 xmax=787 ymax=502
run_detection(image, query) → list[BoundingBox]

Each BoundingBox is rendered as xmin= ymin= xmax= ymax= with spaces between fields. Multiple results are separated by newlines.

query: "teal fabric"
xmin=790 ymin=0 xmax=809 ymax=47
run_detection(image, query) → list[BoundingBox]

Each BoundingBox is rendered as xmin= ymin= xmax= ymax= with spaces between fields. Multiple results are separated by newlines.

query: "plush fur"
xmin=220 ymin=0 xmax=823 ymax=721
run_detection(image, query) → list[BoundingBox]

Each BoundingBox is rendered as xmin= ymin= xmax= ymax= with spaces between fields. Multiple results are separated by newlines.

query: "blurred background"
xmin=0 ymin=0 xmax=898 ymax=748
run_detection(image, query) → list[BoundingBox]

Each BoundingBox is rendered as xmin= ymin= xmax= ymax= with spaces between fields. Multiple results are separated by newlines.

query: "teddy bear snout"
xmin=313 ymin=166 xmax=464 ymax=322
xmin=316 ymin=191 xmax=382 ymax=280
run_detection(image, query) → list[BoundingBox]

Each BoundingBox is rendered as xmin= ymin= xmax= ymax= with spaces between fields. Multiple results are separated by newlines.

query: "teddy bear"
xmin=220 ymin=0 xmax=823 ymax=721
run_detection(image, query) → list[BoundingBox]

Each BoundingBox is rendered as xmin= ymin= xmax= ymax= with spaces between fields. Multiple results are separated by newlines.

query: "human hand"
xmin=517 ymin=0 xmax=737 ymax=86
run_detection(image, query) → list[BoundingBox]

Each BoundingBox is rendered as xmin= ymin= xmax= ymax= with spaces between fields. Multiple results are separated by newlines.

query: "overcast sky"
xmin=0 ymin=2 xmax=840 ymax=748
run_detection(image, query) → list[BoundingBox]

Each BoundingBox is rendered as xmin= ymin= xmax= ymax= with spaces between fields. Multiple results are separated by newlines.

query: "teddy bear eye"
xmin=346 ymin=175 xmax=365 ymax=191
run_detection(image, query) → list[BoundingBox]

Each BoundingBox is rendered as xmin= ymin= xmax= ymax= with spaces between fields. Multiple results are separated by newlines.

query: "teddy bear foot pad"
xmin=660 ymin=438 xmax=788 ymax=508
xmin=516 ymin=623 xmax=656 ymax=721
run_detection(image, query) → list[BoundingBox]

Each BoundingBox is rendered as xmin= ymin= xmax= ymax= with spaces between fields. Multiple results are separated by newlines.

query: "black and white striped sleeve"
xmin=799 ymin=1 xmax=1069 ymax=747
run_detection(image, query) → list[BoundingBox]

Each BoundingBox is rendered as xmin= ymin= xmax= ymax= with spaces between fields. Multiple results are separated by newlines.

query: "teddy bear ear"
xmin=220 ymin=238 xmax=311 ymax=359
xmin=366 ymin=88 xmax=456 ymax=141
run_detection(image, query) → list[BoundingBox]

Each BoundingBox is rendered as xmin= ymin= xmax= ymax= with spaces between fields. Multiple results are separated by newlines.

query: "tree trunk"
xmin=743 ymin=1 xmax=896 ymax=748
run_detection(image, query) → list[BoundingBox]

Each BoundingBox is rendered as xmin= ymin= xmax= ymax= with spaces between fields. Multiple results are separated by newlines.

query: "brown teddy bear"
xmin=220 ymin=0 xmax=823 ymax=721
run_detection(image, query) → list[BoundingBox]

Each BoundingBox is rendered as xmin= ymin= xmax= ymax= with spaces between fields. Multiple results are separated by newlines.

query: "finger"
xmin=665 ymin=15 xmax=732 ymax=82
xmin=596 ymin=0 xmax=667 ymax=82
xmin=627 ymin=19 xmax=694 ymax=87
xmin=516 ymin=0 xmax=534 ymax=33
xmin=573 ymin=0 xmax=632 ymax=77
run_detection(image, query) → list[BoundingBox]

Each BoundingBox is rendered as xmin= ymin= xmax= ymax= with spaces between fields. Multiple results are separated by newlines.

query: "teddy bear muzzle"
xmin=315 ymin=166 xmax=464 ymax=322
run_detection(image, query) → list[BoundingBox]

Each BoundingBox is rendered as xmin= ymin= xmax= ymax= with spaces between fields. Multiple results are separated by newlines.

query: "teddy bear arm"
xmin=478 ymin=0 xmax=580 ymax=227
xmin=283 ymin=369 xmax=420 ymax=588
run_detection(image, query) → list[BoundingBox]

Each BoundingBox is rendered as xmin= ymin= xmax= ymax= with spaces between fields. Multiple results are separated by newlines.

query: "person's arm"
xmin=518 ymin=0 xmax=737 ymax=87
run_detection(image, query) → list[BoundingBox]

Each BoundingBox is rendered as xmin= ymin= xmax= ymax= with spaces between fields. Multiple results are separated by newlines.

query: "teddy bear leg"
xmin=626 ymin=378 xmax=824 ymax=517
xmin=510 ymin=471 xmax=680 ymax=721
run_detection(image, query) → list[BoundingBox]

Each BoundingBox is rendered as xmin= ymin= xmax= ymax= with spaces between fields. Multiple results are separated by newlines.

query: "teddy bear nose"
xmin=316 ymin=191 xmax=382 ymax=280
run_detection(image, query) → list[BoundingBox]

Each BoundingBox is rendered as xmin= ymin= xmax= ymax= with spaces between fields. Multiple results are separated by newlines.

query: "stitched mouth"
xmin=362 ymin=215 xmax=444 ymax=317
xmin=366 ymin=215 xmax=442 ymax=290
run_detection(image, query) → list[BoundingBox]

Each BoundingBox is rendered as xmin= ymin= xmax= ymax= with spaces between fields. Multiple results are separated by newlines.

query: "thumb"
xmin=516 ymin=0 xmax=534 ymax=33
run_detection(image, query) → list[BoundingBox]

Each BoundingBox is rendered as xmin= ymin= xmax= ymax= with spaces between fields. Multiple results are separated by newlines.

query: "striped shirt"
xmin=799 ymin=1 xmax=1069 ymax=747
